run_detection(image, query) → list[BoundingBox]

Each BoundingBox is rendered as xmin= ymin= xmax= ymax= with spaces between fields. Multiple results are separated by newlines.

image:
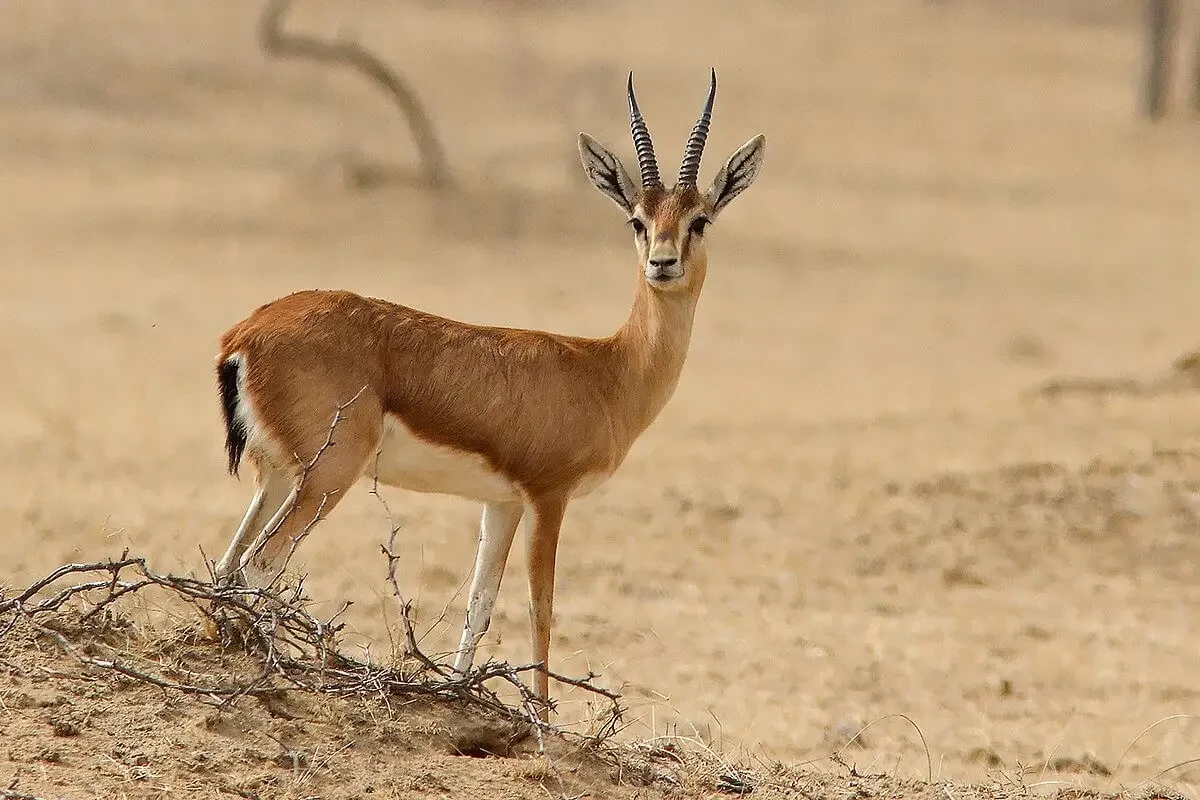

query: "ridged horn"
xmin=627 ymin=72 xmax=662 ymax=189
xmin=677 ymin=68 xmax=717 ymax=187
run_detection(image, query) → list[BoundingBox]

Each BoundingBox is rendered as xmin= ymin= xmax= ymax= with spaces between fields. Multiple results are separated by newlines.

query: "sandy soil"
xmin=5 ymin=0 xmax=1200 ymax=797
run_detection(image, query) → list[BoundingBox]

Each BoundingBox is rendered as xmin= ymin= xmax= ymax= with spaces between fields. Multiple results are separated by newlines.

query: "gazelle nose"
xmin=649 ymin=257 xmax=678 ymax=268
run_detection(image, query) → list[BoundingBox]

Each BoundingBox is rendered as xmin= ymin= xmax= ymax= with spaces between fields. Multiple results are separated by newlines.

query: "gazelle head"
xmin=578 ymin=69 xmax=766 ymax=293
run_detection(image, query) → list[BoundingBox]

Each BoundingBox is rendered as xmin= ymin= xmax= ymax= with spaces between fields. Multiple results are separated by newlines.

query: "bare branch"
xmin=0 ymin=556 xmax=144 ymax=614
xmin=258 ymin=0 xmax=449 ymax=187
xmin=2 ymin=546 xmax=622 ymax=745
xmin=371 ymin=442 xmax=406 ymax=626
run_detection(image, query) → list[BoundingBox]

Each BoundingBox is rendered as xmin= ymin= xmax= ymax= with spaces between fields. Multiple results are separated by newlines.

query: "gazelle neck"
xmin=608 ymin=263 xmax=705 ymax=434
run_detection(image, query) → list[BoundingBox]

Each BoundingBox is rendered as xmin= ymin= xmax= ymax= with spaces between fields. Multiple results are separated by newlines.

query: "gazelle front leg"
xmin=525 ymin=497 xmax=568 ymax=721
xmin=452 ymin=501 xmax=524 ymax=675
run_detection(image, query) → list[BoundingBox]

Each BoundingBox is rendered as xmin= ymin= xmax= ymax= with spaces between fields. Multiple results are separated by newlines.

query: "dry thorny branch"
xmin=0 ymin=395 xmax=624 ymax=757
xmin=0 ymin=556 xmax=624 ymax=748
xmin=259 ymin=0 xmax=450 ymax=188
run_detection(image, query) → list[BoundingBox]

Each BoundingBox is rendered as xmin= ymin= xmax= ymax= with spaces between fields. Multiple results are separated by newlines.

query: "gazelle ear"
xmin=705 ymin=134 xmax=766 ymax=216
xmin=578 ymin=133 xmax=638 ymax=215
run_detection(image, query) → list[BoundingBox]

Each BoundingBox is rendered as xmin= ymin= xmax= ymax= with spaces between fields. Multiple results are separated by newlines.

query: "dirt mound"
xmin=0 ymin=558 xmax=625 ymax=798
xmin=0 ymin=563 xmax=1161 ymax=800
xmin=0 ymin=612 xmax=590 ymax=798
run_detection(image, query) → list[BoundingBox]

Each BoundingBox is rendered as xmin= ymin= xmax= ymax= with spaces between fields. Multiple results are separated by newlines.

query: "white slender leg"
xmin=236 ymin=484 xmax=300 ymax=587
xmin=215 ymin=487 xmax=265 ymax=579
xmin=214 ymin=467 xmax=293 ymax=583
xmin=452 ymin=501 xmax=524 ymax=674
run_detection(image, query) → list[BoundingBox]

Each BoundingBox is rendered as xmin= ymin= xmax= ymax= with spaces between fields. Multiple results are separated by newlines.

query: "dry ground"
xmin=4 ymin=0 xmax=1200 ymax=797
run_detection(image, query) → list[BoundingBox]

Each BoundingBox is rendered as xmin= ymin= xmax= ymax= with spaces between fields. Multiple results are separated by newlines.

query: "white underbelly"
xmin=366 ymin=415 xmax=520 ymax=503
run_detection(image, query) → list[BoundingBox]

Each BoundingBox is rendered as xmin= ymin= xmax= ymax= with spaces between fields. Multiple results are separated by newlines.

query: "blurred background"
xmin=5 ymin=0 xmax=1200 ymax=790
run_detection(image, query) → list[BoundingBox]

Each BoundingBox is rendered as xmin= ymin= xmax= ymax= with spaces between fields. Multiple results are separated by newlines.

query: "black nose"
xmin=649 ymin=257 xmax=678 ymax=268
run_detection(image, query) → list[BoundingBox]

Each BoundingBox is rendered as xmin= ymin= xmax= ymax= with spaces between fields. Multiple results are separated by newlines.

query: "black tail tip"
xmin=216 ymin=357 xmax=247 ymax=477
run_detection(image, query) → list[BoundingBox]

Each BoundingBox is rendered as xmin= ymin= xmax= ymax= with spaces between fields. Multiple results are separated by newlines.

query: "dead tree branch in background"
xmin=1141 ymin=0 xmax=1177 ymax=119
xmin=1192 ymin=24 xmax=1200 ymax=110
xmin=258 ymin=0 xmax=450 ymax=187
xmin=1139 ymin=0 xmax=1200 ymax=119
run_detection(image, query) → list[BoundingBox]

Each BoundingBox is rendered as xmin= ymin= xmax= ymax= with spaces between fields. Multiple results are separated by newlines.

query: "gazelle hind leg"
xmin=452 ymin=501 xmax=524 ymax=674
xmin=237 ymin=437 xmax=377 ymax=588
xmin=525 ymin=497 xmax=567 ymax=721
xmin=230 ymin=387 xmax=383 ymax=587
xmin=214 ymin=463 xmax=293 ymax=584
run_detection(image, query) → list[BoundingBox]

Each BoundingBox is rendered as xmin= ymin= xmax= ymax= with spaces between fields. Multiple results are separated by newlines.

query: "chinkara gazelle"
xmin=212 ymin=69 xmax=765 ymax=718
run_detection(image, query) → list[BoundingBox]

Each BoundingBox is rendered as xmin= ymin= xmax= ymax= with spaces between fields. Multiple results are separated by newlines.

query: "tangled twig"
xmin=0 ymin=555 xmax=623 ymax=742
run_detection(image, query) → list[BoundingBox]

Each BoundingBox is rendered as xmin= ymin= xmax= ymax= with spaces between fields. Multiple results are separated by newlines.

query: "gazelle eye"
xmin=629 ymin=218 xmax=646 ymax=236
xmin=689 ymin=217 xmax=710 ymax=236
